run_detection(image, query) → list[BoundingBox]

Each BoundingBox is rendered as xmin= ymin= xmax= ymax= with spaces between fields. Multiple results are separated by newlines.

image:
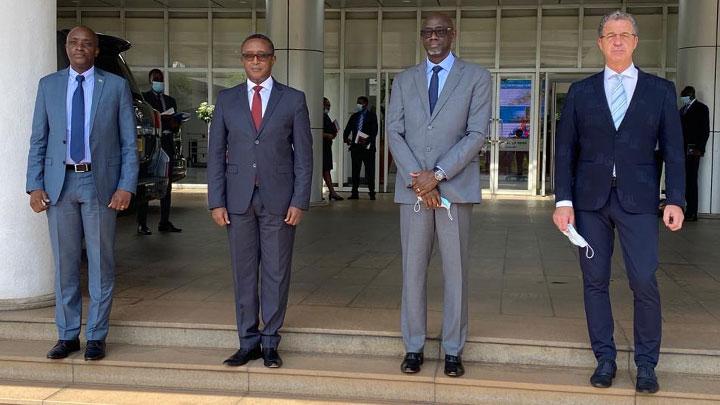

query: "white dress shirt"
xmin=246 ymin=76 xmax=273 ymax=118
xmin=66 ymin=66 xmax=95 ymax=164
xmin=556 ymin=64 xmax=639 ymax=208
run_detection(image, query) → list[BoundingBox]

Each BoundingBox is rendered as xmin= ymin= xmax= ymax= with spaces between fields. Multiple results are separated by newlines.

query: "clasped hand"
xmin=411 ymin=170 xmax=440 ymax=209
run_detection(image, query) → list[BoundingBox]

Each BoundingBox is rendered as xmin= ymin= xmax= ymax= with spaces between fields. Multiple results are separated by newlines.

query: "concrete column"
xmin=677 ymin=0 xmax=720 ymax=213
xmin=267 ymin=0 xmax=324 ymax=205
xmin=0 ymin=1 xmax=56 ymax=309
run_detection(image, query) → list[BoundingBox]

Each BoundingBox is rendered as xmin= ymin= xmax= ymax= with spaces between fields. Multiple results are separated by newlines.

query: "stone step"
xmin=0 ymin=318 xmax=718 ymax=375
xmin=0 ymin=339 xmax=719 ymax=404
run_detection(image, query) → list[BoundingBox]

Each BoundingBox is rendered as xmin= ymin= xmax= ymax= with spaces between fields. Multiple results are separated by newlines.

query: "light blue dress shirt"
xmin=66 ymin=66 xmax=95 ymax=164
xmin=425 ymin=52 xmax=455 ymax=94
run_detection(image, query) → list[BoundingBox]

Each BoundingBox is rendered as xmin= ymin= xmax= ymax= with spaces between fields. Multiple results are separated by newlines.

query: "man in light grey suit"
xmin=26 ymin=26 xmax=138 ymax=361
xmin=387 ymin=13 xmax=491 ymax=378
xmin=207 ymin=34 xmax=313 ymax=369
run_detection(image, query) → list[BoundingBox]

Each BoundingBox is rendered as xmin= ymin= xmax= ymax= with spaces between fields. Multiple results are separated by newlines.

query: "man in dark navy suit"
xmin=679 ymin=86 xmax=710 ymax=222
xmin=553 ymin=11 xmax=685 ymax=394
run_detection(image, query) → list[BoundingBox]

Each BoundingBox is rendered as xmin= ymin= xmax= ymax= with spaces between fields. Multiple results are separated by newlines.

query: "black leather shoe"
xmin=348 ymin=194 xmax=359 ymax=200
xmin=636 ymin=366 xmax=659 ymax=394
xmin=47 ymin=339 xmax=80 ymax=359
xmin=401 ymin=352 xmax=423 ymax=373
xmin=369 ymin=193 xmax=376 ymax=200
xmin=158 ymin=222 xmax=182 ymax=233
xmin=329 ymin=194 xmax=344 ymax=201
xmin=137 ymin=225 xmax=152 ymax=235
xmin=84 ymin=340 xmax=106 ymax=361
xmin=223 ymin=346 xmax=261 ymax=367
xmin=444 ymin=355 xmax=464 ymax=377
xmin=590 ymin=359 xmax=617 ymax=388
xmin=262 ymin=348 xmax=283 ymax=368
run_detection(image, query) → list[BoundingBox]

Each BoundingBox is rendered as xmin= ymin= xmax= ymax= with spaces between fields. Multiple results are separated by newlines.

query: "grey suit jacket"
xmin=388 ymin=57 xmax=492 ymax=204
xmin=26 ymin=68 xmax=139 ymax=205
xmin=207 ymin=79 xmax=313 ymax=216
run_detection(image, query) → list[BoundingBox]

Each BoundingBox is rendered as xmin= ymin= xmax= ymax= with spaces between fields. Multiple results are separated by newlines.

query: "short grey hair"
xmin=597 ymin=10 xmax=639 ymax=37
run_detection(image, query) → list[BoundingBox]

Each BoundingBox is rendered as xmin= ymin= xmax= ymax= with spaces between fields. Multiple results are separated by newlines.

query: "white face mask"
xmin=680 ymin=96 xmax=691 ymax=105
xmin=324 ymin=108 xmax=330 ymax=114
xmin=562 ymin=224 xmax=594 ymax=259
xmin=414 ymin=196 xmax=454 ymax=221
xmin=356 ymin=104 xmax=364 ymax=112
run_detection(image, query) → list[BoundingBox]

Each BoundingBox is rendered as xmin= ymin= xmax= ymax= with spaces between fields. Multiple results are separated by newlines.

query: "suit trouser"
xmin=575 ymin=188 xmax=661 ymax=368
xmin=399 ymin=203 xmax=473 ymax=356
xmin=685 ymin=155 xmax=701 ymax=216
xmin=47 ymin=171 xmax=117 ymax=341
xmin=351 ymin=148 xmax=375 ymax=195
xmin=227 ymin=189 xmax=295 ymax=349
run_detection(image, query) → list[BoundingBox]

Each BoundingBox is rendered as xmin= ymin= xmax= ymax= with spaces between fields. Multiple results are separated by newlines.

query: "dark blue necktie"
xmin=429 ymin=65 xmax=442 ymax=114
xmin=357 ymin=110 xmax=365 ymax=133
xmin=71 ymin=75 xmax=86 ymax=163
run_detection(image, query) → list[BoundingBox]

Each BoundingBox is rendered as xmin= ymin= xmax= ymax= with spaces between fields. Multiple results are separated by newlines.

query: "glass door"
xmin=494 ymin=75 xmax=535 ymax=193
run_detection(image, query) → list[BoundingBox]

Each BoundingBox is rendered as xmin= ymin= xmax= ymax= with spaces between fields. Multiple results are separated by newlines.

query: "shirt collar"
xmin=604 ymin=63 xmax=637 ymax=81
xmin=69 ymin=66 xmax=95 ymax=81
xmin=247 ymin=76 xmax=274 ymax=92
xmin=426 ymin=53 xmax=455 ymax=75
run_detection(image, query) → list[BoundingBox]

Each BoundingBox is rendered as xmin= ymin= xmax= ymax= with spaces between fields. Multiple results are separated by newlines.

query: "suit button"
xmin=252 ymin=163 xmax=257 ymax=168
xmin=426 ymin=147 xmax=432 ymax=152
xmin=428 ymin=126 xmax=433 ymax=130
xmin=254 ymin=140 xmax=259 ymax=145
xmin=62 ymin=140 xmax=66 ymax=144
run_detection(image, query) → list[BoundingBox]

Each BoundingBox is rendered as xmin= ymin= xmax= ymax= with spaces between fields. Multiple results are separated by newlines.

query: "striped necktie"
xmin=610 ymin=74 xmax=628 ymax=130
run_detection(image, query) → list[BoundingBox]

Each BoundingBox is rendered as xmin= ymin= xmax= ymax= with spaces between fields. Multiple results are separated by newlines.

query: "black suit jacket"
xmin=343 ymin=108 xmax=379 ymax=151
xmin=555 ymin=69 xmax=685 ymax=214
xmin=680 ymin=100 xmax=710 ymax=155
xmin=142 ymin=90 xmax=177 ymax=113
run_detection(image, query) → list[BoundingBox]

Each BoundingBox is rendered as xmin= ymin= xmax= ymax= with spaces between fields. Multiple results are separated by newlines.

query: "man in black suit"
xmin=136 ymin=68 xmax=181 ymax=234
xmin=679 ymin=86 xmax=710 ymax=222
xmin=343 ymin=96 xmax=378 ymax=200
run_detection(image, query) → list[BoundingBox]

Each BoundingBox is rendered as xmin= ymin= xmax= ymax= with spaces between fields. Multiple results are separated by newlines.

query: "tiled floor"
xmin=6 ymin=192 xmax=720 ymax=349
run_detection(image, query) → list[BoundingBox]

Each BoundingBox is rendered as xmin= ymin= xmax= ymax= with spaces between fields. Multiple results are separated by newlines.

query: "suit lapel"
xmin=413 ymin=63 xmax=431 ymax=121
xmin=88 ymin=68 xmax=105 ymax=138
xmin=618 ymin=69 xmax=647 ymax=132
xmin=592 ymin=72 xmax=617 ymax=132
xmin=236 ymin=83 xmax=258 ymax=136
xmin=55 ymin=69 xmax=70 ymax=135
xmin=256 ymin=80 xmax=285 ymax=138
xmin=430 ymin=58 xmax=464 ymax=122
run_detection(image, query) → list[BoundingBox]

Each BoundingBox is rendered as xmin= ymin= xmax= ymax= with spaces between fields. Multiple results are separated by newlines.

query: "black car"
xmin=57 ymin=30 xmax=186 ymax=203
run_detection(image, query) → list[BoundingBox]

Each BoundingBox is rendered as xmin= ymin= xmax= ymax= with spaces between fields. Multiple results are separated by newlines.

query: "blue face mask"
xmin=680 ymin=96 xmax=691 ymax=105
xmin=151 ymin=81 xmax=165 ymax=93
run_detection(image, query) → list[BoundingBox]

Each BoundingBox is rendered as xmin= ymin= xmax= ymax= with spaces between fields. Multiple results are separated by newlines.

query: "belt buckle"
xmin=74 ymin=163 xmax=87 ymax=173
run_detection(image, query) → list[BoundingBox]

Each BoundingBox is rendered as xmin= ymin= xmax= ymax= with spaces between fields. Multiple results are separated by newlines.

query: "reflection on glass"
xmin=169 ymin=17 xmax=208 ymax=68
xmin=170 ymin=72 xmax=208 ymax=173
xmin=125 ymin=18 xmax=164 ymax=67
xmin=213 ymin=17 xmax=251 ymax=68
xmin=212 ymin=72 xmax=247 ymax=102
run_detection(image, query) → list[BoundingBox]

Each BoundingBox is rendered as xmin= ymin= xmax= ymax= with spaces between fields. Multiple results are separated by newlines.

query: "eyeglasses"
xmin=420 ymin=27 xmax=453 ymax=39
xmin=242 ymin=53 xmax=274 ymax=62
xmin=600 ymin=32 xmax=637 ymax=41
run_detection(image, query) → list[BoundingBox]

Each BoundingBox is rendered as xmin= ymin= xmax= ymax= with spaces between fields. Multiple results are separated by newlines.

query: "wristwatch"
xmin=433 ymin=167 xmax=446 ymax=182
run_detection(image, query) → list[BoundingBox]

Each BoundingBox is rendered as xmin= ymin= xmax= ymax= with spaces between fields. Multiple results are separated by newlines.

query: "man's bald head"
xmin=420 ymin=12 xmax=455 ymax=63
xmin=422 ymin=12 xmax=454 ymax=30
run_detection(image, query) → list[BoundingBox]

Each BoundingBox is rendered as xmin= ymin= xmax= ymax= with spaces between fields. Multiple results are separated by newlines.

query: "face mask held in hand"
xmin=414 ymin=196 xmax=453 ymax=221
xmin=562 ymin=223 xmax=594 ymax=259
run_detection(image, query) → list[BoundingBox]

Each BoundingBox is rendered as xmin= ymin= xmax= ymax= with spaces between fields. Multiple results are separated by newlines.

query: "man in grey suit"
xmin=26 ymin=26 xmax=138 ymax=361
xmin=207 ymin=34 xmax=313 ymax=369
xmin=387 ymin=13 xmax=491 ymax=378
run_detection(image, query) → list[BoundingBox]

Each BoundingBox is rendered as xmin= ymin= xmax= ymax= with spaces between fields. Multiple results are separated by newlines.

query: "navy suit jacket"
xmin=207 ymin=79 xmax=313 ymax=216
xmin=555 ymin=69 xmax=685 ymax=214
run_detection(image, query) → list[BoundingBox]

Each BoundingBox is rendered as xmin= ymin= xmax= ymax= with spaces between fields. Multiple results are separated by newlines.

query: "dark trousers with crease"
xmin=685 ymin=155 xmax=701 ymax=217
xmin=227 ymin=188 xmax=295 ymax=349
xmin=575 ymin=188 xmax=661 ymax=368
xmin=351 ymin=148 xmax=375 ymax=195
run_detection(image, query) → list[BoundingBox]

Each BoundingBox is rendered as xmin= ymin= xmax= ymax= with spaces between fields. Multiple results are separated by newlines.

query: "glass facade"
xmin=62 ymin=2 xmax=678 ymax=190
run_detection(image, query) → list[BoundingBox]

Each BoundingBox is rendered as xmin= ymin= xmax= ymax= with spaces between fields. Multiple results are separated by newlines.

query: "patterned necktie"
xmin=251 ymin=85 xmax=263 ymax=130
xmin=429 ymin=65 xmax=442 ymax=114
xmin=70 ymin=75 xmax=86 ymax=163
xmin=610 ymin=74 xmax=628 ymax=130
xmin=357 ymin=110 xmax=365 ymax=135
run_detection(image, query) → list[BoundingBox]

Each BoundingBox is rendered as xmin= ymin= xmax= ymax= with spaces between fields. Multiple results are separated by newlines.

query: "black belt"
xmin=66 ymin=163 xmax=91 ymax=172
